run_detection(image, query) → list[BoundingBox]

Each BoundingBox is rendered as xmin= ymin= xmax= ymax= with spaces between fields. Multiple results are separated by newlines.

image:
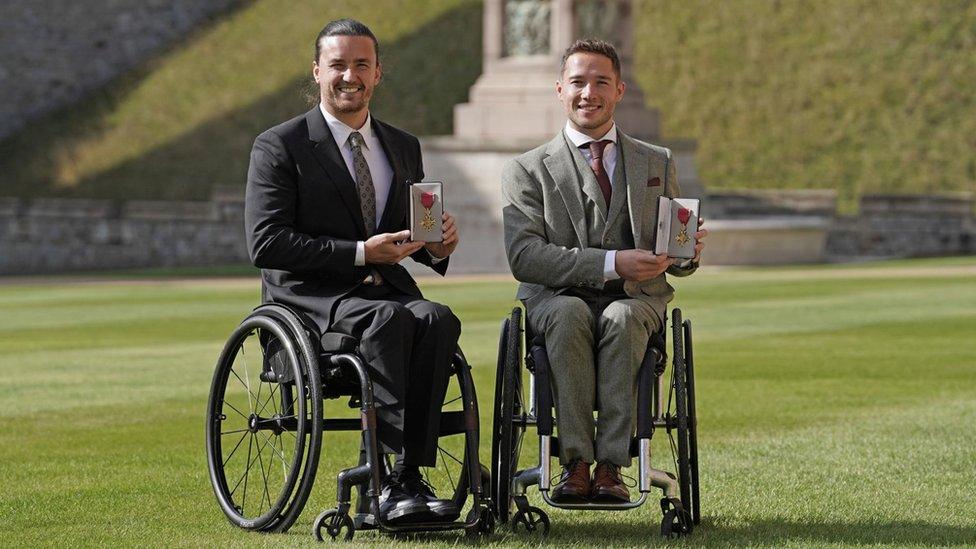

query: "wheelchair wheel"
xmin=684 ymin=318 xmax=701 ymax=525
xmin=491 ymin=307 xmax=526 ymax=523
xmin=421 ymin=351 xmax=491 ymax=517
xmin=206 ymin=308 xmax=323 ymax=532
xmin=666 ymin=308 xmax=698 ymax=531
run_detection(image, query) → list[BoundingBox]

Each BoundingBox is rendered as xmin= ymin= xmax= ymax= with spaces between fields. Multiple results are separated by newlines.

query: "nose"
xmin=341 ymin=68 xmax=356 ymax=81
xmin=580 ymin=83 xmax=595 ymax=99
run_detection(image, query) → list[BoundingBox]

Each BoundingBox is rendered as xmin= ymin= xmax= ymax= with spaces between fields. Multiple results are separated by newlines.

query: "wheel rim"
xmin=492 ymin=308 xmax=525 ymax=523
xmin=667 ymin=310 xmax=693 ymax=517
xmin=206 ymin=316 xmax=307 ymax=529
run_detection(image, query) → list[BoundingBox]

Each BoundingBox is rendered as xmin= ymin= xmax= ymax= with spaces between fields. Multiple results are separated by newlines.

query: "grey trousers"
xmin=527 ymin=292 xmax=660 ymax=467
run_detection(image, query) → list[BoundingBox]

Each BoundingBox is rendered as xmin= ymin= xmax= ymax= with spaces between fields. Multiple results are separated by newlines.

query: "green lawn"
xmin=1 ymin=257 xmax=975 ymax=547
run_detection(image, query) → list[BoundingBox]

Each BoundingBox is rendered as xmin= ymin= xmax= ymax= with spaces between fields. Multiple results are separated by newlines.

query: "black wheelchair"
xmin=491 ymin=306 xmax=700 ymax=537
xmin=205 ymin=300 xmax=494 ymax=541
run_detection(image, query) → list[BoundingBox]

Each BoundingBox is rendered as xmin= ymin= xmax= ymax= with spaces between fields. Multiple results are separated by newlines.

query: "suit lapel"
xmin=620 ymin=133 xmax=649 ymax=246
xmin=305 ymin=108 xmax=366 ymax=238
xmin=371 ymin=119 xmax=407 ymax=233
xmin=543 ymin=134 xmax=588 ymax=246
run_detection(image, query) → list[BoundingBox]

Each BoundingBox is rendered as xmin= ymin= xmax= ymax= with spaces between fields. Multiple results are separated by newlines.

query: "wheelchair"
xmin=491 ymin=305 xmax=700 ymax=537
xmin=204 ymin=299 xmax=495 ymax=541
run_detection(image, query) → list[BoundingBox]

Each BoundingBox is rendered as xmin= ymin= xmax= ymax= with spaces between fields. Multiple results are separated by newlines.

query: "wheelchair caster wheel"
xmin=660 ymin=498 xmax=692 ymax=537
xmin=512 ymin=506 xmax=549 ymax=536
xmin=465 ymin=506 xmax=496 ymax=537
xmin=313 ymin=509 xmax=354 ymax=541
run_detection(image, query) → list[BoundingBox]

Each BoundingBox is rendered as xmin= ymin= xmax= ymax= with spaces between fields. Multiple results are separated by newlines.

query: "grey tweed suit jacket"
xmin=501 ymin=130 xmax=695 ymax=317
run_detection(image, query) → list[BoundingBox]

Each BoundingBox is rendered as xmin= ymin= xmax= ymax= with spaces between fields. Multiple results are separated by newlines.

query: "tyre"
xmin=206 ymin=307 xmax=323 ymax=532
xmin=491 ymin=308 xmax=526 ymax=523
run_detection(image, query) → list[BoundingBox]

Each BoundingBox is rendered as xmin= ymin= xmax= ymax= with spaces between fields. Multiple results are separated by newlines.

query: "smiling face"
xmin=556 ymin=52 xmax=626 ymax=139
xmin=313 ymin=34 xmax=381 ymax=128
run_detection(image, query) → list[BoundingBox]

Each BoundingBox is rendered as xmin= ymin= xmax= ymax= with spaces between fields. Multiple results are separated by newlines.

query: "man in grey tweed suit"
xmin=501 ymin=39 xmax=707 ymax=502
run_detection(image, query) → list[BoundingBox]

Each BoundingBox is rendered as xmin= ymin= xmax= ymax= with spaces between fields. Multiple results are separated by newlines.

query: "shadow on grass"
xmin=530 ymin=516 xmax=976 ymax=546
xmin=250 ymin=514 xmax=976 ymax=546
xmin=0 ymin=2 xmax=482 ymax=201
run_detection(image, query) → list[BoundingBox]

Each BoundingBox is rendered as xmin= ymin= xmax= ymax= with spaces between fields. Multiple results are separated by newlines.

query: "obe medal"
xmin=675 ymin=207 xmax=691 ymax=246
xmin=421 ymin=192 xmax=437 ymax=232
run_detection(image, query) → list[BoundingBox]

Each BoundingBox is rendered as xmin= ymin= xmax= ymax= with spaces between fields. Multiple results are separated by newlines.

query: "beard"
xmin=324 ymin=85 xmax=370 ymax=114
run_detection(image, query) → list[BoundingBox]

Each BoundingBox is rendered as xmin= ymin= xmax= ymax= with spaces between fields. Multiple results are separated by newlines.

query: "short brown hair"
xmin=560 ymin=39 xmax=621 ymax=78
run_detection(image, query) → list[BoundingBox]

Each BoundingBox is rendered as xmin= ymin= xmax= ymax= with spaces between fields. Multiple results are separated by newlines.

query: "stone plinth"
xmin=703 ymin=217 xmax=831 ymax=265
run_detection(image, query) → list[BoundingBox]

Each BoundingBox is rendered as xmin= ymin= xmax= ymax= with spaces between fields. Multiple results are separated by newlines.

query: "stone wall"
xmin=0 ymin=188 xmax=973 ymax=275
xmin=0 ymin=189 xmax=246 ymax=274
xmin=827 ymin=194 xmax=975 ymax=258
xmin=0 ymin=0 xmax=244 ymax=139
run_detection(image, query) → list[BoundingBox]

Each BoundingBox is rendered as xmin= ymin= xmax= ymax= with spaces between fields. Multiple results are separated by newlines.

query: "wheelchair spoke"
xmin=221 ymin=431 xmax=249 ymax=468
xmin=221 ymin=428 xmax=250 ymax=436
xmin=437 ymin=444 xmax=464 ymax=467
xmin=443 ymin=393 xmax=462 ymax=407
xmin=239 ymin=338 xmax=256 ymax=413
xmin=435 ymin=446 xmax=458 ymax=490
xmin=230 ymin=430 xmax=276 ymax=500
xmin=221 ymin=399 xmax=248 ymax=421
xmin=258 ymin=431 xmax=291 ymax=466
xmin=238 ymin=433 xmax=254 ymax=513
xmin=255 ymin=435 xmax=273 ymax=510
xmin=229 ymin=368 xmax=261 ymax=412
xmin=668 ymin=430 xmax=680 ymax=481
xmin=276 ymin=433 xmax=288 ymax=481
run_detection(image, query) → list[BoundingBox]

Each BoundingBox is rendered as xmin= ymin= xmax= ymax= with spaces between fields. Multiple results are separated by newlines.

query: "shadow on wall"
xmin=0 ymin=2 xmax=482 ymax=201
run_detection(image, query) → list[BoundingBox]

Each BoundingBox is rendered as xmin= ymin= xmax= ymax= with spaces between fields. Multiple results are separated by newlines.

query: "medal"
xmin=675 ymin=207 xmax=691 ymax=246
xmin=421 ymin=192 xmax=437 ymax=232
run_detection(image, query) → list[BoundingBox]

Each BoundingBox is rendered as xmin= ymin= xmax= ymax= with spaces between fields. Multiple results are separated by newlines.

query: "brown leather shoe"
xmin=591 ymin=461 xmax=630 ymax=503
xmin=551 ymin=459 xmax=591 ymax=502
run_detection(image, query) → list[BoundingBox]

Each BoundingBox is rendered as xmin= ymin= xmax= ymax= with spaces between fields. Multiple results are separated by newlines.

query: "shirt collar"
xmin=319 ymin=104 xmax=374 ymax=149
xmin=564 ymin=122 xmax=618 ymax=149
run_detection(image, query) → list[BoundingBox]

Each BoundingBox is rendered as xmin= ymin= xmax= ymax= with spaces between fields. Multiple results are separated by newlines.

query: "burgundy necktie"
xmin=582 ymin=140 xmax=612 ymax=206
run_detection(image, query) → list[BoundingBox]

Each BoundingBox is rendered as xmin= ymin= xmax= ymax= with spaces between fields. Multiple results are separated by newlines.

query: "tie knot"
xmin=348 ymin=131 xmax=364 ymax=149
xmin=585 ymin=139 xmax=611 ymax=160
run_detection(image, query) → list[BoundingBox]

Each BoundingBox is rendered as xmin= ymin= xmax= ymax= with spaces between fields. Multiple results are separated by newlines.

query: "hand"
xmin=364 ymin=230 xmax=425 ymax=265
xmin=692 ymin=217 xmax=708 ymax=263
xmin=614 ymin=249 xmax=673 ymax=282
xmin=424 ymin=212 xmax=459 ymax=259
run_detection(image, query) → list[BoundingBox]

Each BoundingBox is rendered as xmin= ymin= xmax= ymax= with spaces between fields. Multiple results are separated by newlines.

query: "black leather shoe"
xmin=398 ymin=468 xmax=461 ymax=522
xmin=378 ymin=472 xmax=430 ymax=524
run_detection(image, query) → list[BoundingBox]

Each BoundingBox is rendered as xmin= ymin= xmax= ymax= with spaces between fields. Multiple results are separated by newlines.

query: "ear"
xmin=374 ymin=61 xmax=382 ymax=85
xmin=617 ymin=79 xmax=626 ymax=100
xmin=555 ymin=79 xmax=563 ymax=98
xmin=313 ymin=62 xmax=321 ymax=84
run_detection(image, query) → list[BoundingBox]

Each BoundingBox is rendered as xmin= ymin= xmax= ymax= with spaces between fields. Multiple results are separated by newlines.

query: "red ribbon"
xmin=677 ymin=207 xmax=691 ymax=225
xmin=421 ymin=192 xmax=436 ymax=209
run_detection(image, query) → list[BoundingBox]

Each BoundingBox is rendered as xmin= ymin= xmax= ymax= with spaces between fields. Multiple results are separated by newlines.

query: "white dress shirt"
xmin=319 ymin=105 xmax=393 ymax=266
xmin=564 ymin=122 xmax=621 ymax=281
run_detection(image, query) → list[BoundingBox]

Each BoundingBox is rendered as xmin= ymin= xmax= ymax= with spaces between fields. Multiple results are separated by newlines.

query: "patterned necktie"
xmin=582 ymin=139 xmax=613 ymax=206
xmin=348 ymin=131 xmax=376 ymax=236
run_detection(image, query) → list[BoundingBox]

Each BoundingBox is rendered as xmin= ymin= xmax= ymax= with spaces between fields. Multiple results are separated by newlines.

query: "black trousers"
xmin=327 ymin=284 xmax=460 ymax=467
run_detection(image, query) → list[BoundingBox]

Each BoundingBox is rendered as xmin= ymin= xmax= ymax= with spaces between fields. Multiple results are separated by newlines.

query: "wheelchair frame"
xmin=491 ymin=306 xmax=700 ymax=537
xmin=205 ymin=303 xmax=495 ymax=541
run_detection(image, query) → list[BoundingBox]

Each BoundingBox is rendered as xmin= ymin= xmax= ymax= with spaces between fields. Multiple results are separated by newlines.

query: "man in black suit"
xmin=244 ymin=19 xmax=461 ymax=524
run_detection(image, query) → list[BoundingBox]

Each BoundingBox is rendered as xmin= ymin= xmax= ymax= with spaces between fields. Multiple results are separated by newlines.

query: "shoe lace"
xmin=552 ymin=458 xmax=586 ymax=485
xmin=400 ymin=468 xmax=436 ymax=498
xmin=620 ymin=470 xmax=638 ymax=488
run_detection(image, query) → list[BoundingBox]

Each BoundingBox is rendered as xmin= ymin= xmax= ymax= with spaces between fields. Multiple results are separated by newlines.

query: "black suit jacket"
xmin=244 ymin=107 xmax=448 ymax=326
